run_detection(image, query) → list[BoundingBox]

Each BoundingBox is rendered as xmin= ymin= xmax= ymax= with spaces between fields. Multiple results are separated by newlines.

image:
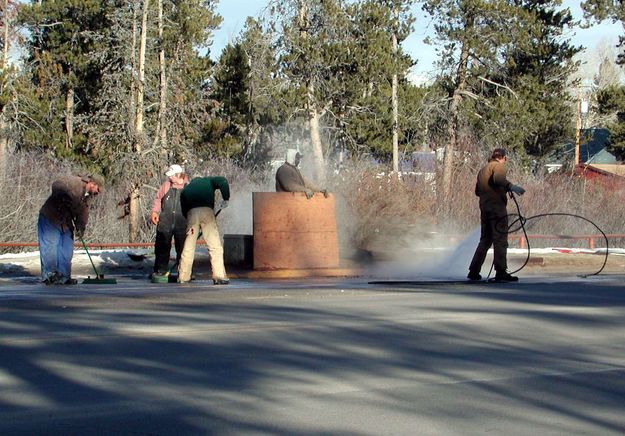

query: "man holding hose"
xmin=468 ymin=148 xmax=525 ymax=282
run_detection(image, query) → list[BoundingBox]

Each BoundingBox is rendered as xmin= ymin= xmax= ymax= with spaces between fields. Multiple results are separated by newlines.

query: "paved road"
xmin=0 ymin=275 xmax=624 ymax=435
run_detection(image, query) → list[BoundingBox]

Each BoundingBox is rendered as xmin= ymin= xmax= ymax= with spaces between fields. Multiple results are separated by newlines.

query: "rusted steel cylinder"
xmin=252 ymin=192 xmax=339 ymax=270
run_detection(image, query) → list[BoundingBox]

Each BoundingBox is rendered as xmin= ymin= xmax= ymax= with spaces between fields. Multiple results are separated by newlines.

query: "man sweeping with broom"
xmin=38 ymin=174 xmax=103 ymax=285
xmin=177 ymin=174 xmax=230 ymax=285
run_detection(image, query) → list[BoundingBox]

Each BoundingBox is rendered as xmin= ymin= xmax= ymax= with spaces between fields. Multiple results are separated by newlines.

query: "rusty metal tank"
xmin=252 ymin=192 xmax=339 ymax=270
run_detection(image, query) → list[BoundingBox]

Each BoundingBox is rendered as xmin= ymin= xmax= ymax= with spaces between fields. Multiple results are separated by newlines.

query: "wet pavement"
xmin=0 ymin=274 xmax=624 ymax=434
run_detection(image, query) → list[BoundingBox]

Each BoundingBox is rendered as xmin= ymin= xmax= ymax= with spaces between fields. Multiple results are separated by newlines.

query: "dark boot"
xmin=494 ymin=271 xmax=518 ymax=282
xmin=467 ymin=271 xmax=482 ymax=281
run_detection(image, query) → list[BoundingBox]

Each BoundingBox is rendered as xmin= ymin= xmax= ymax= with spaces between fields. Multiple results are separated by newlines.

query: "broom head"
xmin=83 ymin=275 xmax=118 ymax=285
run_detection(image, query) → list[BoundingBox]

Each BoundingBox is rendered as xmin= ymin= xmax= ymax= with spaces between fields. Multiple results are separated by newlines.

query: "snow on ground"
xmin=0 ymin=248 xmax=156 ymax=280
xmin=1 ymin=246 xmax=622 ymax=281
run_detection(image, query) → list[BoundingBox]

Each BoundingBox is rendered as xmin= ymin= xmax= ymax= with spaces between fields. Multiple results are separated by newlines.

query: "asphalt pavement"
xmin=0 ymin=275 xmax=624 ymax=435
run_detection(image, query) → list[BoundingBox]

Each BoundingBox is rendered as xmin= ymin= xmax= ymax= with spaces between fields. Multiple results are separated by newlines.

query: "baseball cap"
xmin=165 ymin=164 xmax=184 ymax=177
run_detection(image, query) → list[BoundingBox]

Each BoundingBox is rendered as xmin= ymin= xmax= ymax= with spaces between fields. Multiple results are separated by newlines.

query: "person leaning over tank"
xmin=468 ymin=148 xmax=525 ymax=282
xmin=150 ymin=164 xmax=189 ymax=278
xmin=275 ymin=149 xmax=329 ymax=199
xmin=38 ymin=173 xmax=104 ymax=285
xmin=177 ymin=174 xmax=230 ymax=285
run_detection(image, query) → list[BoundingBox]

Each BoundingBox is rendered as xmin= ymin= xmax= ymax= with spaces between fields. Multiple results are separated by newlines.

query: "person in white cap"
xmin=150 ymin=164 xmax=189 ymax=278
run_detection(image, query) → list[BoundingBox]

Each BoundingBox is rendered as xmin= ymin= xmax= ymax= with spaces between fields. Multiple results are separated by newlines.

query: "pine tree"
xmin=477 ymin=0 xmax=580 ymax=158
xmin=207 ymin=43 xmax=252 ymax=157
xmin=421 ymin=0 xmax=576 ymax=213
xmin=597 ymin=85 xmax=625 ymax=159
xmin=582 ymin=0 xmax=625 ymax=64
xmin=19 ymin=0 xmax=115 ymax=157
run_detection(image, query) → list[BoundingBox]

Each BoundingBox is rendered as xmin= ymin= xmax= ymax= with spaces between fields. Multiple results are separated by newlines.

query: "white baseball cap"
xmin=165 ymin=164 xmax=184 ymax=177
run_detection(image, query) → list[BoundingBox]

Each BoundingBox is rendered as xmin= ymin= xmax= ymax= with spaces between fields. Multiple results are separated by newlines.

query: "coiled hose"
xmin=489 ymin=193 xmax=609 ymax=279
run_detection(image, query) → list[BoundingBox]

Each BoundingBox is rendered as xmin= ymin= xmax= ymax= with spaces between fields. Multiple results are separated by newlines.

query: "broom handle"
xmin=81 ymin=237 xmax=101 ymax=277
xmin=73 ymin=219 xmax=101 ymax=277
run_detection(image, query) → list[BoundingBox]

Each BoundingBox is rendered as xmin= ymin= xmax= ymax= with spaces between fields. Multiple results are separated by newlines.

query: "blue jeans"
xmin=38 ymin=214 xmax=74 ymax=280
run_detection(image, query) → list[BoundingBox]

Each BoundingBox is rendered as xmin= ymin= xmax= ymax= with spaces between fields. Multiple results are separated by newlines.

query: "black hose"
xmin=499 ymin=193 xmax=609 ymax=278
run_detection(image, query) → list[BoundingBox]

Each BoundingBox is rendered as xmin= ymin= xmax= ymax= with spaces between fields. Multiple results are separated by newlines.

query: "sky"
xmin=211 ymin=0 xmax=623 ymax=83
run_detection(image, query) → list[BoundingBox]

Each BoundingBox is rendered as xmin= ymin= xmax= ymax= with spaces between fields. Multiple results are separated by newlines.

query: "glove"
xmin=150 ymin=211 xmax=159 ymax=225
xmin=304 ymin=189 xmax=314 ymax=199
xmin=75 ymin=228 xmax=85 ymax=240
xmin=509 ymin=184 xmax=525 ymax=195
xmin=321 ymin=189 xmax=329 ymax=198
xmin=220 ymin=200 xmax=229 ymax=209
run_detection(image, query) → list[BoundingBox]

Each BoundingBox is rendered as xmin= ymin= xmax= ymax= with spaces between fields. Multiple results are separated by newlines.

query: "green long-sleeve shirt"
xmin=180 ymin=176 xmax=230 ymax=218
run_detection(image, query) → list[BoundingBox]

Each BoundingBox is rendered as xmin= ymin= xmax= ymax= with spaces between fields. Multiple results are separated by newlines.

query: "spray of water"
xmin=370 ymin=227 xmax=483 ymax=281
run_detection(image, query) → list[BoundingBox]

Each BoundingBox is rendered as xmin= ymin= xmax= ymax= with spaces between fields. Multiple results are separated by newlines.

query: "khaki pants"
xmin=178 ymin=207 xmax=227 ymax=282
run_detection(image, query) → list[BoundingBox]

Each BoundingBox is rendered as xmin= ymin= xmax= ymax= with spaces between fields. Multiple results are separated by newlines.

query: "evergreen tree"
xmin=206 ymin=43 xmax=251 ymax=157
xmin=162 ymin=0 xmax=221 ymax=160
xmin=421 ymin=0 xmax=577 ymax=212
xmin=597 ymin=84 xmax=625 ymax=160
xmin=272 ymin=0 xmax=357 ymax=181
xmin=237 ymin=17 xmax=286 ymax=165
xmin=476 ymin=0 xmax=580 ymax=158
xmin=340 ymin=0 xmax=417 ymax=160
xmin=19 ymin=0 xmax=115 ymax=158
xmin=582 ymin=0 xmax=625 ymax=64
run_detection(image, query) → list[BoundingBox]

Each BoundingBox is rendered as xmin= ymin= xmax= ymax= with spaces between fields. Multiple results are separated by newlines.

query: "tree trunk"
xmin=243 ymin=53 xmax=254 ymax=160
xmin=135 ymin=0 xmax=148 ymax=142
xmin=440 ymin=37 xmax=470 ymax=216
xmin=299 ymin=0 xmax=325 ymax=182
xmin=128 ymin=0 xmax=138 ymax=132
xmin=154 ymin=0 xmax=167 ymax=151
xmin=0 ymin=0 xmax=9 ymax=177
xmin=308 ymin=91 xmax=326 ymax=182
xmin=2 ymin=0 xmax=7 ymax=62
xmin=0 ymin=116 xmax=7 ymax=178
xmin=391 ymin=23 xmax=399 ymax=174
xmin=129 ymin=0 xmax=150 ymax=243
xmin=65 ymin=87 xmax=74 ymax=150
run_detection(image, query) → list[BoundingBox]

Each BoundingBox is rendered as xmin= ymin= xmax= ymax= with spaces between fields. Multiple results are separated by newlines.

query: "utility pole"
xmin=575 ymin=93 xmax=581 ymax=168
xmin=574 ymin=89 xmax=590 ymax=170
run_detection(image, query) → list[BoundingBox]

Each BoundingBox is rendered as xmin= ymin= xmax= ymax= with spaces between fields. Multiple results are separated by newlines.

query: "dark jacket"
xmin=180 ymin=176 xmax=230 ymax=218
xmin=475 ymin=160 xmax=512 ymax=212
xmin=275 ymin=163 xmax=319 ymax=192
xmin=39 ymin=175 xmax=95 ymax=233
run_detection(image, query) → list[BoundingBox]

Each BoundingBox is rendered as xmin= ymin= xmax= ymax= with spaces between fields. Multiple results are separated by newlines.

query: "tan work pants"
xmin=178 ymin=207 xmax=227 ymax=282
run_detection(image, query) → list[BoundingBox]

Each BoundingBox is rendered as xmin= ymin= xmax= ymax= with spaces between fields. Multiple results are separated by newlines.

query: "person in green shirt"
xmin=178 ymin=176 xmax=230 ymax=284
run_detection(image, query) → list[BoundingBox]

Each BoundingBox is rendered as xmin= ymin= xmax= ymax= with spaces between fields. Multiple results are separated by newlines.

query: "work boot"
xmin=467 ymin=271 xmax=482 ymax=281
xmin=213 ymin=278 xmax=230 ymax=285
xmin=43 ymin=272 xmax=61 ymax=285
xmin=62 ymin=277 xmax=78 ymax=285
xmin=494 ymin=271 xmax=519 ymax=282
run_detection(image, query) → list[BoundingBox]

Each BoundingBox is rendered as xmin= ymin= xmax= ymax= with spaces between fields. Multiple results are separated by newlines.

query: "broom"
xmin=77 ymin=230 xmax=118 ymax=285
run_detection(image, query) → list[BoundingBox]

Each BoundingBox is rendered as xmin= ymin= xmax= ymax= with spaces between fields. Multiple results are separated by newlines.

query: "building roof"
xmin=578 ymin=128 xmax=617 ymax=164
xmin=549 ymin=128 xmax=617 ymax=165
xmin=581 ymin=163 xmax=625 ymax=177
